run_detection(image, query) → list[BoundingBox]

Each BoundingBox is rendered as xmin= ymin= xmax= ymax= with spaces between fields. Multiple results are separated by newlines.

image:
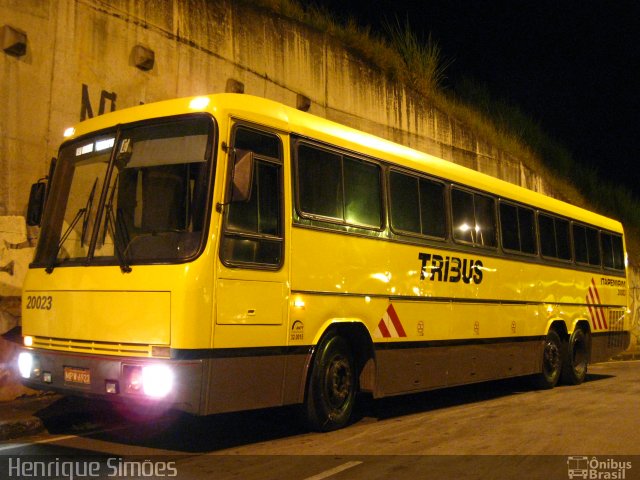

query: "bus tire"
xmin=533 ymin=329 xmax=563 ymax=389
xmin=304 ymin=335 xmax=357 ymax=432
xmin=561 ymin=327 xmax=589 ymax=385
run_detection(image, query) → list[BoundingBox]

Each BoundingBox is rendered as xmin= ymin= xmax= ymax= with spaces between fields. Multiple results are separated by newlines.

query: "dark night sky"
xmin=310 ymin=0 xmax=640 ymax=197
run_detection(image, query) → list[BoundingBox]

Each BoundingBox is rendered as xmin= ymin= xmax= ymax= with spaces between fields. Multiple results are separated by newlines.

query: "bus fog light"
xmin=18 ymin=352 xmax=33 ymax=379
xmin=43 ymin=372 xmax=52 ymax=383
xmin=142 ymin=365 xmax=174 ymax=398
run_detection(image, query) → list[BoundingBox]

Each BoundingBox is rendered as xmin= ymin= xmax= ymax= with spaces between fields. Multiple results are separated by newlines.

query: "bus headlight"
xmin=18 ymin=352 xmax=33 ymax=379
xmin=142 ymin=365 xmax=174 ymax=398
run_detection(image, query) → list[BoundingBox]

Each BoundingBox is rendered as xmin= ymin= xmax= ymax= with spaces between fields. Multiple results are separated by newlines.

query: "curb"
xmin=0 ymin=416 xmax=44 ymax=441
xmin=612 ymin=352 xmax=640 ymax=361
xmin=0 ymin=394 xmax=61 ymax=441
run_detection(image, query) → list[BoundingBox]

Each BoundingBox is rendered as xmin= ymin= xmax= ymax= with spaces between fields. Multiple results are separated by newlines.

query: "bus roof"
xmin=65 ymin=93 xmax=622 ymax=233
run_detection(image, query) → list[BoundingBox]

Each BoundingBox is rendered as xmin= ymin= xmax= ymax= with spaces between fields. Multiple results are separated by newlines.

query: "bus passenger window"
xmin=500 ymin=203 xmax=519 ymax=251
xmin=573 ymin=225 xmax=588 ymax=264
xmin=519 ymin=207 xmax=536 ymax=254
xmin=420 ymin=179 xmax=446 ymax=238
xmin=452 ymin=188 xmax=496 ymax=247
xmin=475 ymin=194 xmax=496 ymax=247
xmin=602 ymin=232 xmax=624 ymax=270
xmin=390 ymin=172 xmax=420 ymax=234
xmin=452 ymin=189 xmax=475 ymax=243
xmin=586 ymin=227 xmax=601 ymax=265
xmin=500 ymin=203 xmax=536 ymax=254
xmin=539 ymin=214 xmax=571 ymax=261
xmin=539 ymin=214 xmax=556 ymax=258
xmin=344 ymin=156 xmax=381 ymax=227
xmin=296 ymin=143 xmax=382 ymax=229
xmin=298 ymin=145 xmax=343 ymax=220
xmin=390 ymin=171 xmax=445 ymax=239
xmin=573 ymin=224 xmax=601 ymax=266
xmin=556 ymin=218 xmax=571 ymax=260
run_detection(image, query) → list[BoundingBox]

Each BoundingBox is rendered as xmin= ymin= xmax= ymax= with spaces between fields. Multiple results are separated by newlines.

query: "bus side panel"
xmin=375 ymin=339 xmax=542 ymax=397
xmin=591 ymin=332 xmax=630 ymax=363
xmin=199 ymin=350 xmax=310 ymax=414
xmin=444 ymin=340 xmax=541 ymax=387
xmin=374 ymin=345 xmax=449 ymax=395
xmin=202 ymin=347 xmax=311 ymax=415
xmin=201 ymin=355 xmax=286 ymax=415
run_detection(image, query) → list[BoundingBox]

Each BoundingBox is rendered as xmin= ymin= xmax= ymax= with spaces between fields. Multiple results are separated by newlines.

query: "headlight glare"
xmin=18 ymin=352 xmax=33 ymax=379
xmin=142 ymin=364 xmax=173 ymax=398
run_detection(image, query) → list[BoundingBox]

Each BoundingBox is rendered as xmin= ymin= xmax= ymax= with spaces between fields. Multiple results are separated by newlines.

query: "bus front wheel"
xmin=534 ymin=329 xmax=563 ymax=389
xmin=304 ymin=335 xmax=357 ymax=432
xmin=561 ymin=327 xmax=589 ymax=385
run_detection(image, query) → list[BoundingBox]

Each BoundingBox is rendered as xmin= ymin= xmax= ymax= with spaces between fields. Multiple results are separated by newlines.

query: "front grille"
xmin=32 ymin=336 xmax=152 ymax=357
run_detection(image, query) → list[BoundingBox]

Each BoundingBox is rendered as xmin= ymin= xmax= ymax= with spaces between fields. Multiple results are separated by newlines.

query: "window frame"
xmin=450 ymin=185 xmax=498 ymax=249
xmin=388 ymin=167 xmax=448 ymax=241
xmin=572 ymin=222 xmax=602 ymax=267
xmin=601 ymin=230 xmax=626 ymax=272
xmin=293 ymin=139 xmax=385 ymax=232
xmin=498 ymin=200 xmax=538 ymax=257
xmin=219 ymin=124 xmax=285 ymax=270
xmin=537 ymin=212 xmax=573 ymax=263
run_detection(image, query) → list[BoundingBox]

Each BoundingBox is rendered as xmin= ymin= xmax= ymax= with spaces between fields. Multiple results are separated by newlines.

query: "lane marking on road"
xmin=0 ymin=434 xmax=83 ymax=453
xmin=594 ymin=359 xmax=640 ymax=365
xmin=0 ymin=423 xmax=137 ymax=453
xmin=303 ymin=461 xmax=364 ymax=480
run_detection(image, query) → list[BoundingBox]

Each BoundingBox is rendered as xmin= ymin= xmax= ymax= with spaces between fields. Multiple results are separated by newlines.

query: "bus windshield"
xmin=34 ymin=115 xmax=214 ymax=269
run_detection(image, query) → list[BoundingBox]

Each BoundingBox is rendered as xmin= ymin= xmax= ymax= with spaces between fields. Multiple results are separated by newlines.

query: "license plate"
xmin=64 ymin=367 xmax=90 ymax=385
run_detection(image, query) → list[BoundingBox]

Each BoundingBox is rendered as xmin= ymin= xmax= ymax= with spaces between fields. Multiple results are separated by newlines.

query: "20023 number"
xmin=26 ymin=295 xmax=53 ymax=310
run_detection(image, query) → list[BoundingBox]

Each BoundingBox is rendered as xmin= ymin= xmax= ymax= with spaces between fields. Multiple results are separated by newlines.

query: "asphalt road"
xmin=1 ymin=361 xmax=639 ymax=479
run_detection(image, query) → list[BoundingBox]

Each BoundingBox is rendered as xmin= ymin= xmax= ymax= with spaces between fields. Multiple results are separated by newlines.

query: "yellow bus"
xmin=18 ymin=93 xmax=630 ymax=431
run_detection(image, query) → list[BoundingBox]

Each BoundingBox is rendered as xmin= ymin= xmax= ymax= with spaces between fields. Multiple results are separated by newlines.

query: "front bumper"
xmin=18 ymin=348 xmax=204 ymax=414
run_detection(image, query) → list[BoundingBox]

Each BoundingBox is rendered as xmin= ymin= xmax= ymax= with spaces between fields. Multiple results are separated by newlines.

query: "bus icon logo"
xmin=567 ymin=456 xmax=589 ymax=479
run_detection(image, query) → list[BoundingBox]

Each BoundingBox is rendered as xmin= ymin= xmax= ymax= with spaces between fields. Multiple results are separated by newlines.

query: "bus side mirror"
xmin=230 ymin=149 xmax=254 ymax=202
xmin=26 ymin=181 xmax=47 ymax=226
xmin=26 ymin=157 xmax=56 ymax=227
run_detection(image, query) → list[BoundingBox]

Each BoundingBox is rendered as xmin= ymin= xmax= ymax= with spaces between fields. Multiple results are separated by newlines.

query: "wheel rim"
xmin=572 ymin=333 xmax=587 ymax=375
xmin=543 ymin=338 xmax=561 ymax=379
xmin=324 ymin=353 xmax=353 ymax=411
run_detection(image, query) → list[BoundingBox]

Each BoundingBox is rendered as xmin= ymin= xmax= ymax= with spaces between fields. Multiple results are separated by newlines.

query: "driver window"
xmin=220 ymin=126 xmax=283 ymax=268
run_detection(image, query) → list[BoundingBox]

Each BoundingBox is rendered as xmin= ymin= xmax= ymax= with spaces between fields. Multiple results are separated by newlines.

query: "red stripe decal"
xmin=377 ymin=319 xmax=391 ymax=338
xmin=587 ymin=290 xmax=601 ymax=329
xmin=600 ymin=308 xmax=608 ymax=329
xmin=590 ymin=279 xmax=608 ymax=329
xmin=387 ymin=304 xmax=407 ymax=337
xmin=591 ymin=278 xmax=600 ymax=300
xmin=586 ymin=302 xmax=600 ymax=330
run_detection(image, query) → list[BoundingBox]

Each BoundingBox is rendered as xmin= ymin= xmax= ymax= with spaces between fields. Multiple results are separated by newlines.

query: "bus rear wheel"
xmin=561 ymin=327 xmax=589 ymax=385
xmin=304 ymin=335 xmax=357 ymax=432
xmin=534 ymin=330 xmax=563 ymax=389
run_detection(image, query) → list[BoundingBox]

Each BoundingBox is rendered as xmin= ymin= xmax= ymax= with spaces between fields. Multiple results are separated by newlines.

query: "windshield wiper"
xmin=103 ymin=175 xmax=132 ymax=273
xmin=45 ymin=178 xmax=98 ymax=273
xmin=80 ymin=178 xmax=98 ymax=246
